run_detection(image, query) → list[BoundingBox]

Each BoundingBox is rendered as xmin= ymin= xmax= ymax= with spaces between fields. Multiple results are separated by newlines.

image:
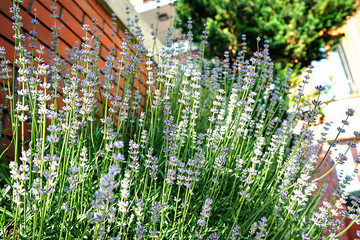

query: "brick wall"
xmin=0 ymin=0 xmax=148 ymax=160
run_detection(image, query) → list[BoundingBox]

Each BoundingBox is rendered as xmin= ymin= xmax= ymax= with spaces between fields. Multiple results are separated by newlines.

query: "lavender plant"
xmin=0 ymin=1 xmax=359 ymax=239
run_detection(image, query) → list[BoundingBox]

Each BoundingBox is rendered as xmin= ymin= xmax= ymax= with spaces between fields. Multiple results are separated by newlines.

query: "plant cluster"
xmin=0 ymin=0 xmax=359 ymax=239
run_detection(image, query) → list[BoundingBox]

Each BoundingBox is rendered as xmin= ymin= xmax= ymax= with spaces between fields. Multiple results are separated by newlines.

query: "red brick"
xmin=139 ymin=83 xmax=146 ymax=97
xmin=0 ymin=0 xmax=10 ymax=13
xmin=139 ymin=71 xmax=146 ymax=86
xmin=117 ymin=26 xmax=127 ymax=39
xmin=103 ymin=22 xmax=114 ymax=39
xmin=30 ymin=1 xmax=81 ymax=48
xmin=60 ymin=8 xmax=83 ymax=38
xmin=26 ymin=18 xmax=54 ymax=47
xmin=2 ymin=0 xmax=56 ymax=47
xmin=55 ymin=94 xmax=65 ymax=110
xmin=21 ymin=0 xmax=32 ymax=10
xmin=23 ymin=31 xmax=34 ymax=50
xmin=100 ymin=44 xmax=111 ymax=60
xmin=102 ymin=25 xmax=124 ymax=51
xmin=138 ymin=60 xmax=146 ymax=71
xmin=97 ymin=57 xmax=105 ymax=73
xmin=82 ymin=14 xmax=97 ymax=36
xmin=64 ymin=4 xmax=124 ymax=60
xmin=99 ymin=36 xmax=114 ymax=54
xmin=57 ymin=0 xmax=84 ymax=23
xmin=0 ymin=13 xmax=15 ymax=43
xmin=87 ymin=0 xmax=113 ymax=26
xmin=36 ymin=0 xmax=60 ymax=13
xmin=113 ymin=81 xmax=124 ymax=97
xmin=24 ymin=44 xmax=51 ymax=66
xmin=83 ymin=15 xmax=113 ymax=52
xmin=75 ymin=1 xmax=102 ymax=25
xmin=58 ymin=23 xmax=82 ymax=47
xmin=3 ymin=0 xmax=29 ymax=12
xmin=86 ymin=0 xmax=126 ymax=40
xmin=31 ymin=1 xmax=52 ymax=28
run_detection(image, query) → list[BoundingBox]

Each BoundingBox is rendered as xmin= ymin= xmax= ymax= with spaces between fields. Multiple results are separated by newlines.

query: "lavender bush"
xmin=0 ymin=1 xmax=359 ymax=239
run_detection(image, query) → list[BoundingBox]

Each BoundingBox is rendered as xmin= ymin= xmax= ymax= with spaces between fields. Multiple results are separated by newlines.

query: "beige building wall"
xmin=336 ymin=9 xmax=360 ymax=94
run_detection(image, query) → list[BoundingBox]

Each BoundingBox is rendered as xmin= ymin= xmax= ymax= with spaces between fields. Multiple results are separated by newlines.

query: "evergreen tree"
xmin=176 ymin=0 xmax=357 ymax=73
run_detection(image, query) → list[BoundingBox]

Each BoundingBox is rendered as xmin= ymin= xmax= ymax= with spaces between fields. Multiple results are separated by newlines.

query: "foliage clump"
xmin=176 ymin=0 xmax=357 ymax=73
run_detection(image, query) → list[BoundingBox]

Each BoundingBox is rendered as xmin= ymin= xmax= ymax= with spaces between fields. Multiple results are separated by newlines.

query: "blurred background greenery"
xmin=176 ymin=0 xmax=358 ymax=77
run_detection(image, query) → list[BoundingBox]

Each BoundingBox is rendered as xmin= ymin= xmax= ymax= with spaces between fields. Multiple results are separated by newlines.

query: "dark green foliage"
xmin=177 ymin=0 xmax=357 ymax=73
